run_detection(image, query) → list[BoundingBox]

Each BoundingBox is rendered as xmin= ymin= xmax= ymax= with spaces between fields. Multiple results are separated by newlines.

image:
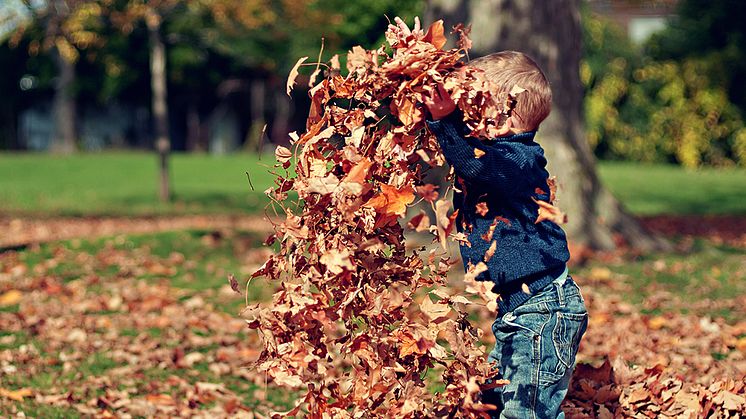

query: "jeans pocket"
xmin=552 ymin=311 xmax=588 ymax=371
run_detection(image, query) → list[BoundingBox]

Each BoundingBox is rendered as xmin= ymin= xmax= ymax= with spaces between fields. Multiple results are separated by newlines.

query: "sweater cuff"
xmin=426 ymin=110 xmax=469 ymax=138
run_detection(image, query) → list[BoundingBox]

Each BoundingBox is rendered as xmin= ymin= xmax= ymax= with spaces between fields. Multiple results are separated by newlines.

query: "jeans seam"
xmin=531 ymin=318 xmax=546 ymax=418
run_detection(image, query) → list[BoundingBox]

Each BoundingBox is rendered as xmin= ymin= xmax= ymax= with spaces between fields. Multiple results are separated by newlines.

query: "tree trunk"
xmin=186 ymin=101 xmax=205 ymax=152
xmin=425 ymin=0 xmax=668 ymax=251
xmin=271 ymin=86 xmax=292 ymax=146
xmin=244 ymin=78 xmax=266 ymax=152
xmin=147 ymin=14 xmax=171 ymax=202
xmin=51 ymin=47 xmax=77 ymax=154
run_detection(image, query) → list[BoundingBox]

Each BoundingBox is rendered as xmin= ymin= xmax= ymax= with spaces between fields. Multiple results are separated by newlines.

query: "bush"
xmin=582 ymin=14 xmax=746 ymax=167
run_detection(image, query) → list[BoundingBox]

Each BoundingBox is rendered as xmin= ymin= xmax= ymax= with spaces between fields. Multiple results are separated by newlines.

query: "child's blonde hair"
xmin=468 ymin=51 xmax=552 ymax=132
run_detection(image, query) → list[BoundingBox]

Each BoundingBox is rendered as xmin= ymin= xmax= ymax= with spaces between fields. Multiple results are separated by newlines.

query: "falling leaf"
xmin=416 ymin=184 xmax=439 ymax=203
xmin=521 ymin=283 xmax=530 ymax=295
xmin=464 ymin=261 xmax=488 ymax=282
xmin=475 ymin=202 xmax=489 ymax=216
xmin=286 ymin=56 xmax=308 ymax=96
xmin=546 ymin=176 xmax=559 ymax=202
xmin=484 ymin=241 xmax=497 ymax=262
xmin=319 ymin=248 xmax=355 ymax=275
xmin=420 ymin=296 xmax=451 ymax=321
xmin=435 ymin=199 xmax=455 ymax=250
xmin=407 ymin=211 xmax=431 ymax=232
xmin=364 ymin=184 xmax=415 ymax=217
xmin=533 ymin=198 xmax=567 ymax=225
xmin=227 ymin=274 xmax=240 ymax=294
xmin=343 ymin=158 xmax=373 ymax=185
xmin=422 ymin=20 xmax=447 ymax=49
xmin=275 ymin=145 xmax=292 ymax=164
xmin=474 ymin=148 xmax=486 ymax=159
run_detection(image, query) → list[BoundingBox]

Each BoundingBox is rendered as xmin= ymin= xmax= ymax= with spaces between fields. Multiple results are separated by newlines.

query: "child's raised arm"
xmin=427 ymin=113 xmax=541 ymax=196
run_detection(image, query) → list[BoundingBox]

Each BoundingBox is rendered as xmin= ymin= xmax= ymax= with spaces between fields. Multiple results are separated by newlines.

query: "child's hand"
xmin=424 ymin=83 xmax=457 ymax=120
xmin=387 ymin=16 xmax=424 ymax=49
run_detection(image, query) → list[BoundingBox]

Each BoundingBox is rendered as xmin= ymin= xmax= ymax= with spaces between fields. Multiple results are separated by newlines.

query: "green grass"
xmin=1 ymin=153 xmax=744 ymax=217
xmin=575 ymin=239 xmax=746 ymax=322
xmin=0 ymin=152 xmax=279 ymax=216
xmin=598 ymin=161 xmax=746 ymax=215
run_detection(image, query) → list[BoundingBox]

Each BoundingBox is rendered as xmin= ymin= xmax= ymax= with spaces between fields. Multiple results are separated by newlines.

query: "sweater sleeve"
xmin=426 ymin=112 xmax=536 ymax=196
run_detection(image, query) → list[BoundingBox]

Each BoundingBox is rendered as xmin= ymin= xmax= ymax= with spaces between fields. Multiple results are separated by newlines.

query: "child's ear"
xmin=494 ymin=116 xmax=514 ymax=137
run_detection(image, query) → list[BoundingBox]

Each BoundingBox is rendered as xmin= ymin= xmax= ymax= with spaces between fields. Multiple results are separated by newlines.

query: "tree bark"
xmin=147 ymin=14 xmax=171 ymax=202
xmin=425 ymin=0 xmax=668 ymax=251
xmin=271 ymin=86 xmax=292 ymax=146
xmin=51 ymin=47 xmax=77 ymax=154
xmin=186 ymin=101 xmax=205 ymax=152
xmin=244 ymin=78 xmax=266 ymax=152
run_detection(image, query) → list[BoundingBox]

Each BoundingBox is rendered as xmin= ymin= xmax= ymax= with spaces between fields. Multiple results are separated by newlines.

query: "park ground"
xmin=0 ymin=153 xmax=745 ymax=417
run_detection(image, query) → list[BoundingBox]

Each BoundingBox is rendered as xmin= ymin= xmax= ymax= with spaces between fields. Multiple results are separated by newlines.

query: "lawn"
xmin=0 ymin=152 xmax=278 ymax=216
xmin=597 ymin=161 xmax=746 ymax=215
xmin=1 ymin=228 xmax=744 ymax=416
xmin=1 ymin=152 xmax=745 ymax=216
xmin=1 ymin=153 xmax=745 ymax=416
xmin=0 ymin=229 xmax=293 ymax=417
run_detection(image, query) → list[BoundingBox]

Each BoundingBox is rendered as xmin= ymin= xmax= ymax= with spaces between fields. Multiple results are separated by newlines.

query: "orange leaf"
xmin=474 ymin=148 xmax=486 ymax=159
xmin=416 ymin=184 xmax=439 ymax=203
xmin=422 ymin=20 xmax=447 ymax=50
xmin=365 ymin=184 xmax=415 ymax=217
xmin=484 ymin=241 xmax=497 ymax=262
xmin=286 ymin=56 xmax=308 ymax=96
xmin=533 ymin=198 xmax=567 ymax=225
xmin=0 ymin=387 xmax=32 ymax=401
xmin=407 ymin=211 xmax=431 ymax=232
xmin=146 ymin=393 xmax=176 ymax=406
xmin=0 ymin=290 xmax=21 ymax=306
xmin=475 ymin=202 xmax=488 ymax=216
xmin=344 ymin=158 xmax=373 ymax=184
xmin=394 ymin=96 xmax=423 ymax=126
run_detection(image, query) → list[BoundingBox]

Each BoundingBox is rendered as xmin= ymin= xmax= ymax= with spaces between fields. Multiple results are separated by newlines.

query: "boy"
xmin=392 ymin=17 xmax=588 ymax=419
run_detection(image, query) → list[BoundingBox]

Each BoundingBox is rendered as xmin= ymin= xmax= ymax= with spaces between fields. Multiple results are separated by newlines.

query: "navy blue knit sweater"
xmin=427 ymin=112 xmax=570 ymax=314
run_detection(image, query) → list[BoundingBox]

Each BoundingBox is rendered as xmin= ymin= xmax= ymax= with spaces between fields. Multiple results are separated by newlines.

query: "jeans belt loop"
xmin=554 ymin=266 xmax=569 ymax=306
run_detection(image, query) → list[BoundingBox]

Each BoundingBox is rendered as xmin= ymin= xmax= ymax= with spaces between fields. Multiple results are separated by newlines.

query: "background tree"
xmin=107 ymin=0 xmax=278 ymax=201
xmin=425 ymin=0 xmax=667 ymax=251
xmin=9 ymin=0 xmax=103 ymax=154
xmin=647 ymin=0 xmax=746 ymax=114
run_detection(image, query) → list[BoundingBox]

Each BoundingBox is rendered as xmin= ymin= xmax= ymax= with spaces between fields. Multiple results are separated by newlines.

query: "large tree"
xmin=425 ymin=0 xmax=667 ymax=251
xmin=9 ymin=0 xmax=104 ymax=154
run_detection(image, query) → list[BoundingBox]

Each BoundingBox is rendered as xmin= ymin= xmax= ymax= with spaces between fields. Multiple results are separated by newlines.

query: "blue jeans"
xmin=483 ymin=271 xmax=588 ymax=419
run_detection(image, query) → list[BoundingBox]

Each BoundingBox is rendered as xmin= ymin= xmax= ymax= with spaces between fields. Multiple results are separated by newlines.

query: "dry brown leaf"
xmin=422 ymin=20 xmax=447 ymax=50
xmin=484 ymin=240 xmax=497 ymax=262
xmin=533 ymin=198 xmax=567 ymax=225
xmin=475 ymin=202 xmax=489 ymax=216
xmin=286 ymin=56 xmax=309 ymax=96
xmin=416 ymin=184 xmax=439 ymax=203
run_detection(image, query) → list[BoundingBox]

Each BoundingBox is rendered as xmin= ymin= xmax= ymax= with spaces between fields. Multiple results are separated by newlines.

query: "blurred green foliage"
xmin=582 ymin=1 xmax=746 ymax=167
xmin=0 ymin=0 xmax=423 ymax=148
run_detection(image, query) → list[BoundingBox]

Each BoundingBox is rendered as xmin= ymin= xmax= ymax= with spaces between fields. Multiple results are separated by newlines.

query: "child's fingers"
xmin=394 ymin=16 xmax=411 ymax=36
xmin=436 ymin=83 xmax=451 ymax=100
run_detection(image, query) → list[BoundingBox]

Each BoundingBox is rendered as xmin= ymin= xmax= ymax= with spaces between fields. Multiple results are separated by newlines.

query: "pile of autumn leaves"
xmin=244 ymin=22 xmax=508 ymax=417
